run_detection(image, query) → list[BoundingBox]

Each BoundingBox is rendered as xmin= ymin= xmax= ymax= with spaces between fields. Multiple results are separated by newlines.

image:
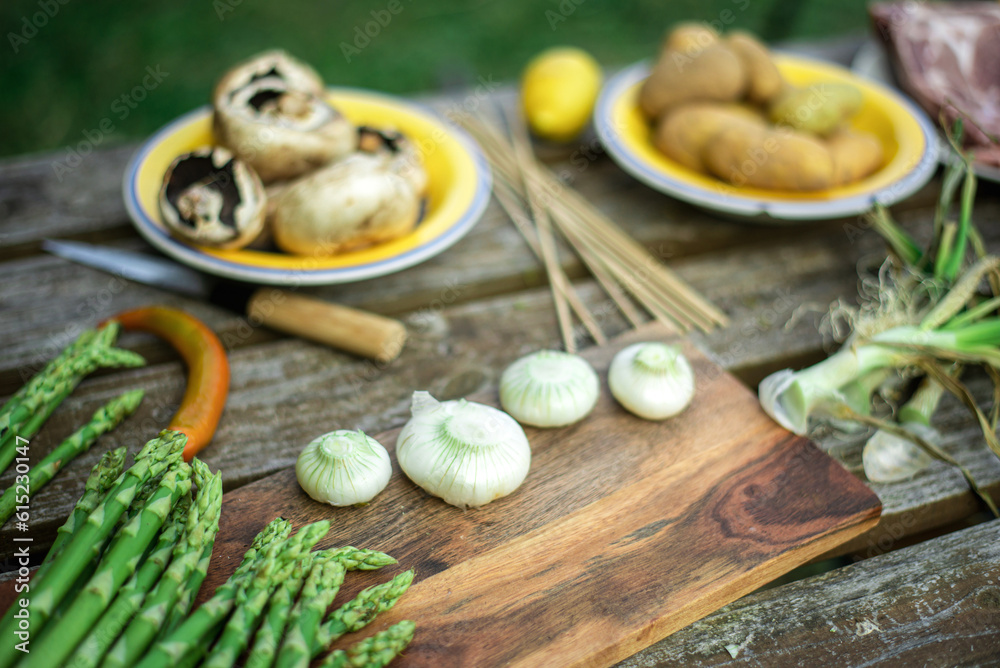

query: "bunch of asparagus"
xmin=136 ymin=517 xmax=416 ymax=668
xmin=0 ymin=322 xmax=146 ymax=526
xmin=0 ymin=428 xmax=413 ymax=667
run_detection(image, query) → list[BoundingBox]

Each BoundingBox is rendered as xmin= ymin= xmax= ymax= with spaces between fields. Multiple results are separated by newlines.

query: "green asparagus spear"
xmin=102 ymin=461 xmax=223 ymax=668
xmin=274 ymin=570 xmax=414 ymax=668
xmin=0 ymin=323 xmax=139 ymax=435
xmin=41 ymin=447 xmax=127 ymax=567
xmin=156 ymin=464 xmax=226 ymax=640
xmin=313 ymin=570 xmax=415 ymax=656
xmin=159 ymin=517 xmax=293 ymax=644
xmin=34 ymin=448 xmax=127 ymax=616
xmin=245 ymin=547 xmax=397 ymax=668
xmin=0 ymin=329 xmax=97 ymax=425
xmin=66 ymin=493 xmax=193 ymax=668
xmin=317 ymin=547 xmax=398 ymax=573
xmin=0 ymin=389 xmax=144 ymax=527
xmin=244 ymin=555 xmax=314 ymax=668
xmin=160 ymin=536 xmax=213 ymax=638
xmin=275 ymin=556 xmax=348 ymax=668
xmin=317 ymin=620 xmax=416 ymax=668
xmin=0 ymin=324 xmax=144 ymax=472
xmin=23 ymin=464 xmax=193 ymax=668
xmin=200 ymin=521 xmax=333 ymax=668
xmin=132 ymin=518 xmax=294 ymax=668
xmin=0 ymin=430 xmax=186 ymax=668
xmin=0 ymin=352 xmax=99 ymax=471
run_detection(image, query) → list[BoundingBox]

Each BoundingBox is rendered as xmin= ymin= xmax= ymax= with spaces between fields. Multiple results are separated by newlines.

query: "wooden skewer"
xmin=551 ymin=202 xmax=713 ymax=331
xmin=559 ymin=223 xmax=646 ymax=328
xmin=504 ymin=108 xmax=578 ymax=352
xmin=492 ymin=182 xmax=607 ymax=346
xmin=552 ymin=183 xmax=728 ymax=327
xmin=453 ymin=112 xmax=728 ymax=339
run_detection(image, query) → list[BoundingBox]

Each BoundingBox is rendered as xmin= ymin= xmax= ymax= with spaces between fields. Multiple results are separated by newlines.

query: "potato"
xmin=769 ymin=83 xmax=863 ymax=136
xmin=826 ymin=130 xmax=884 ymax=186
xmin=662 ymin=22 xmax=719 ymax=54
xmin=726 ymin=31 xmax=784 ymax=104
xmin=639 ymin=43 xmax=747 ymax=118
xmin=653 ymin=103 xmax=765 ymax=172
xmin=704 ymin=125 xmax=834 ymax=191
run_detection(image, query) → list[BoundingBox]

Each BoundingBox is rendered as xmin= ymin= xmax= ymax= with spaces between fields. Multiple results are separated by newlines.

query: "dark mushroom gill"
xmin=163 ymin=154 xmax=242 ymax=231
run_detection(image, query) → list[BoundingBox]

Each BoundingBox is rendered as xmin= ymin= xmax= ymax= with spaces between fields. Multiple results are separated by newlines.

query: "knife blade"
xmin=42 ymin=239 xmax=406 ymax=362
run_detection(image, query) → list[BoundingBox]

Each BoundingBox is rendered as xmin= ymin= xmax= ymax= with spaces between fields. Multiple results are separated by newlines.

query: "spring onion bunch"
xmin=760 ymin=123 xmax=1000 ymax=513
xmin=760 ymin=311 xmax=1000 ymax=435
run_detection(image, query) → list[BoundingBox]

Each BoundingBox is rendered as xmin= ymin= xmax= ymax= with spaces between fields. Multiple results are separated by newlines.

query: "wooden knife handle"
xmin=246 ymin=288 xmax=406 ymax=362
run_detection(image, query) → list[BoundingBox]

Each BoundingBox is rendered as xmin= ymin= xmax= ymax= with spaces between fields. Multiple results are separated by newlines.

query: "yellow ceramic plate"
xmin=124 ymin=88 xmax=492 ymax=284
xmin=594 ymin=54 xmax=938 ymax=221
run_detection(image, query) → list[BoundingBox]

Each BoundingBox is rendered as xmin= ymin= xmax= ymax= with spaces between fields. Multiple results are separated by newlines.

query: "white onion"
xmin=862 ymin=422 xmax=937 ymax=483
xmin=296 ymin=430 xmax=392 ymax=506
xmin=499 ymin=350 xmax=599 ymax=427
xmin=608 ymin=342 xmax=695 ymax=420
xmin=396 ymin=391 xmax=531 ymax=508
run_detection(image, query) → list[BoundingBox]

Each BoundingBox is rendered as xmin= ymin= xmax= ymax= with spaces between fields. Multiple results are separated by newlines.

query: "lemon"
xmin=521 ymin=47 xmax=602 ymax=142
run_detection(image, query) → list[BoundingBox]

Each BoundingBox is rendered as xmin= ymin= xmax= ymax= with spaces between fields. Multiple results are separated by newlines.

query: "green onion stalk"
xmin=760 ymin=319 xmax=1000 ymax=436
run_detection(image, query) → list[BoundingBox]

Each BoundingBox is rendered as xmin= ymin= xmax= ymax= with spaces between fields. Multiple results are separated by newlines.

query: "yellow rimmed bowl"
xmin=124 ymin=88 xmax=492 ymax=284
xmin=594 ymin=54 xmax=939 ymax=222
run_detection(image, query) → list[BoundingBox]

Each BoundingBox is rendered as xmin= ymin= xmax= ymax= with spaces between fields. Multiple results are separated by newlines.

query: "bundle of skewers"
xmin=453 ymin=109 xmax=727 ymax=353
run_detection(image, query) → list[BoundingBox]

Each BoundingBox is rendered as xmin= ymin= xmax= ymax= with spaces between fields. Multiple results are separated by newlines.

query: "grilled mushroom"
xmin=270 ymin=153 xmax=420 ymax=256
xmin=213 ymin=50 xmax=356 ymax=183
xmin=159 ymin=147 xmax=267 ymax=249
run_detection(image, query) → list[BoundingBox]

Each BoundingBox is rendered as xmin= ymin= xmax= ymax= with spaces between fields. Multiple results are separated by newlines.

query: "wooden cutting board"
xmin=202 ymin=324 xmax=882 ymax=667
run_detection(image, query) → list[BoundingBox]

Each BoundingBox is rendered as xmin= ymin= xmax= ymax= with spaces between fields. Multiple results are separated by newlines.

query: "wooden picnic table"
xmin=2 ymin=43 xmax=999 ymax=665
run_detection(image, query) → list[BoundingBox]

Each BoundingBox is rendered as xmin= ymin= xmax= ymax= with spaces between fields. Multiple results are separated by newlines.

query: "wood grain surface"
xmin=5 ymin=198 xmax=999 ymax=567
xmin=200 ymin=325 xmax=881 ymax=667
xmin=621 ymin=518 xmax=1000 ymax=666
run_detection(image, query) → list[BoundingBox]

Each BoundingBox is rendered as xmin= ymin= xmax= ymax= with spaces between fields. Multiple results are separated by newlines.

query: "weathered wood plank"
xmin=3 ymin=185 xmax=989 ymax=398
xmin=617 ymin=518 xmax=1000 ymax=666
xmin=0 ymin=144 xmax=138 ymax=257
xmin=4 ymin=203 xmax=1000 ymax=560
xmin=1 ymin=278 xmax=998 ymax=567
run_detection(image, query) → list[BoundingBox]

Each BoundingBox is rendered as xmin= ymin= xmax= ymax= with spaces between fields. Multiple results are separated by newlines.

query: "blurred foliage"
xmin=1 ymin=0 xmax=871 ymax=158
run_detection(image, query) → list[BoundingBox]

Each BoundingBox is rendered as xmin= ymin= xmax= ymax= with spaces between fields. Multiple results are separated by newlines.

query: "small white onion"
xmin=396 ymin=391 xmax=531 ymax=508
xmin=499 ymin=350 xmax=599 ymax=427
xmin=862 ymin=422 xmax=937 ymax=483
xmin=296 ymin=430 xmax=392 ymax=506
xmin=608 ymin=342 xmax=695 ymax=420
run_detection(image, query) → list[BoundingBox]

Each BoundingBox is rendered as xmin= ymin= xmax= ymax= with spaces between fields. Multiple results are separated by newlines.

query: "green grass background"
xmin=1 ymin=0 xmax=872 ymax=158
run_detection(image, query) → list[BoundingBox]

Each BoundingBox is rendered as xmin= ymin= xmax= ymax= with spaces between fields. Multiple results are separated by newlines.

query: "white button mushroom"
xmin=158 ymin=147 xmax=267 ymax=249
xmin=212 ymin=50 xmax=356 ymax=183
